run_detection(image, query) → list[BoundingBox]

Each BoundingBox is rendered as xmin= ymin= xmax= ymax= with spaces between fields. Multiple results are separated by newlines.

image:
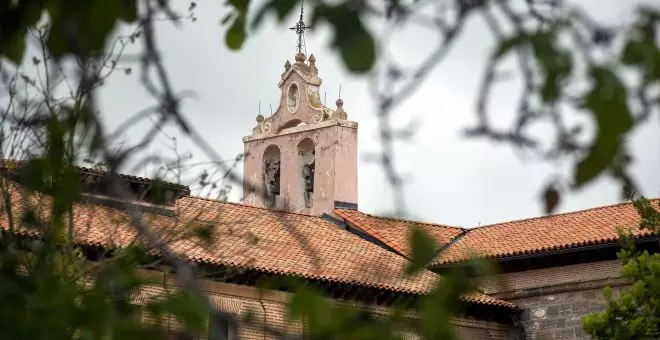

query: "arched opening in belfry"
xmin=262 ymin=145 xmax=281 ymax=209
xmin=278 ymin=119 xmax=306 ymax=133
xmin=297 ymin=138 xmax=315 ymax=209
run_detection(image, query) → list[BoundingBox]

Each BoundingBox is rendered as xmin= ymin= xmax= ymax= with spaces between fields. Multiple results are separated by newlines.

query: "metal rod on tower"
xmin=289 ymin=0 xmax=311 ymax=54
xmin=338 ymin=84 xmax=342 ymax=99
xmin=259 ymin=101 xmax=261 ymax=115
xmin=324 ymin=92 xmax=327 ymax=106
xmin=270 ymin=104 xmax=273 ymax=115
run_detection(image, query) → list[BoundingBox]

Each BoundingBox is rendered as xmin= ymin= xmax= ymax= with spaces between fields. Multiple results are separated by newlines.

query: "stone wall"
xmin=475 ymin=260 xmax=629 ymax=340
xmin=510 ymin=286 xmax=625 ymax=340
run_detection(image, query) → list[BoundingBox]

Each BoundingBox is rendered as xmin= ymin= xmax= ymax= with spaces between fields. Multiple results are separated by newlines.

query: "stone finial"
xmin=256 ymin=115 xmax=264 ymax=123
xmin=308 ymin=53 xmax=318 ymax=75
xmin=278 ymin=52 xmax=322 ymax=87
xmin=334 ymin=98 xmax=347 ymax=120
xmin=295 ymin=52 xmax=306 ymax=63
xmin=282 ymin=60 xmax=292 ymax=79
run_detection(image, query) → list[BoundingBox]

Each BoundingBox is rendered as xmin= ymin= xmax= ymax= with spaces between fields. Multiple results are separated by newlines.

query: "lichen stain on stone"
xmin=533 ymin=308 xmax=546 ymax=319
xmin=306 ymin=86 xmax=324 ymax=109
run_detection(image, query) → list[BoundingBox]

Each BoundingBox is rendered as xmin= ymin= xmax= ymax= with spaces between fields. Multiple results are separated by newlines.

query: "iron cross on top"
xmin=289 ymin=2 xmax=311 ymax=53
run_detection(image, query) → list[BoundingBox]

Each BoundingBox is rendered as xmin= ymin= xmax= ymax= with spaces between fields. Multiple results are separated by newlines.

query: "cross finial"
xmin=289 ymin=0 xmax=311 ymax=53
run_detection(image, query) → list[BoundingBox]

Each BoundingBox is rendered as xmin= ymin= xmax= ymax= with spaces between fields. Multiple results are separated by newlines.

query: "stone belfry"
xmin=241 ymin=24 xmax=358 ymax=215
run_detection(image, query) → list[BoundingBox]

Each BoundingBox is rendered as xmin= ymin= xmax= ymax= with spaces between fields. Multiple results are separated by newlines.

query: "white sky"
xmin=83 ymin=0 xmax=660 ymax=227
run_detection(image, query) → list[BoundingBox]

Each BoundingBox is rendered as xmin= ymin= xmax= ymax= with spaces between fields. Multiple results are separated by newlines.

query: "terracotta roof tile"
xmin=173 ymin=196 xmax=440 ymax=294
xmin=0 ymin=159 xmax=191 ymax=192
xmin=0 ymin=182 xmax=516 ymax=308
xmin=463 ymin=292 xmax=518 ymax=309
xmin=334 ymin=209 xmax=465 ymax=259
xmin=434 ymin=200 xmax=660 ymax=265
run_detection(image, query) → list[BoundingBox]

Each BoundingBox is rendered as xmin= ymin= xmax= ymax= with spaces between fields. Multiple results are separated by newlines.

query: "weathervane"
xmin=289 ymin=0 xmax=311 ymax=53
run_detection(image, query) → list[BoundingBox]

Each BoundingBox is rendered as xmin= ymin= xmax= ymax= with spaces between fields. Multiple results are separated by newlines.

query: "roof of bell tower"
xmin=246 ymin=52 xmax=351 ymax=139
xmin=279 ymin=52 xmax=321 ymax=88
xmin=244 ymin=1 xmax=354 ymax=141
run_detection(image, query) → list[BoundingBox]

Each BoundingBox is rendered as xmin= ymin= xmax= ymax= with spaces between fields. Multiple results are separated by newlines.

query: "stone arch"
xmin=297 ymin=138 xmax=315 ymax=209
xmin=262 ymin=145 xmax=281 ymax=209
xmin=278 ymin=119 xmax=306 ymax=133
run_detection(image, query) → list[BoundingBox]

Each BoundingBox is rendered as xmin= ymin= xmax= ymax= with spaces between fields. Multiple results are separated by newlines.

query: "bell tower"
xmin=241 ymin=51 xmax=358 ymax=215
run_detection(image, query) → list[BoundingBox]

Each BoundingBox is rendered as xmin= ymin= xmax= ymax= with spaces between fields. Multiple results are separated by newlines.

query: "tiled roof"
xmin=0 ymin=185 xmax=434 ymax=294
xmin=434 ymin=200 xmax=660 ymax=265
xmin=334 ymin=209 xmax=465 ymax=259
xmin=173 ymin=196 xmax=440 ymax=294
xmin=462 ymin=292 xmax=517 ymax=309
xmin=0 ymin=159 xmax=191 ymax=193
xmin=0 ymin=181 xmax=517 ymax=309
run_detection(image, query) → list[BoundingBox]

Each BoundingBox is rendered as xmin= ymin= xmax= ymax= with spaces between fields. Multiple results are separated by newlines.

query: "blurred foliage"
xmin=582 ymin=197 xmax=660 ymax=339
xmin=0 ymin=121 xmax=208 ymax=339
xmin=3 ymin=0 xmax=659 ymax=210
xmin=277 ymin=227 xmax=495 ymax=340
xmin=1 ymin=0 xmax=659 ymax=339
xmin=0 ymin=0 xmax=137 ymax=63
xmin=225 ymin=0 xmax=660 ymax=214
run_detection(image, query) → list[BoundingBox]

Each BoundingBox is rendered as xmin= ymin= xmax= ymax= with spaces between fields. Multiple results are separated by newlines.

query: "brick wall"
xmin=126 ymin=273 xmax=303 ymax=339
xmin=127 ymin=269 xmax=507 ymax=339
xmin=476 ymin=260 xmax=623 ymax=295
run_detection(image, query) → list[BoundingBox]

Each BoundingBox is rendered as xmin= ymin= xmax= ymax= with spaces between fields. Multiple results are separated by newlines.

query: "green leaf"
xmin=2 ymin=33 xmax=27 ymax=65
xmin=148 ymin=181 xmax=169 ymax=205
xmin=288 ymin=287 xmax=325 ymax=320
xmin=45 ymin=0 xmax=131 ymax=58
xmin=0 ymin=1 xmax=42 ymax=65
xmin=540 ymin=51 xmax=572 ymax=102
xmin=529 ymin=31 xmax=572 ymax=103
xmin=583 ymin=198 xmax=660 ymax=339
xmin=223 ymin=0 xmax=250 ymax=50
xmin=288 ymin=287 xmax=336 ymax=337
xmin=225 ymin=14 xmax=246 ymax=50
xmin=156 ymin=292 xmax=207 ymax=332
xmin=620 ymin=15 xmax=660 ymax=84
xmin=492 ymin=32 xmax=530 ymax=60
xmin=491 ymin=29 xmax=572 ymax=103
xmin=574 ymin=67 xmax=634 ymax=187
xmin=226 ymin=0 xmax=250 ymax=12
xmin=192 ymin=223 xmax=214 ymax=244
xmin=419 ymin=267 xmax=469 ymax=340
xmin=118 ymin=0 xmax=139 ymax=22
xmin=269 ymin=0 xmax=296 ymax=20
xmin=405 ymin=227 xmax=438 ymax=275
xmin=621 ymin=39 xmax=647 ymax=66
xmin=251 ymin=0 xmax=296 ymax=29
xmin=312 ymin=4 xmax=375 ymax=73
xmin=542 ymin=184 xmax=561 ymax=214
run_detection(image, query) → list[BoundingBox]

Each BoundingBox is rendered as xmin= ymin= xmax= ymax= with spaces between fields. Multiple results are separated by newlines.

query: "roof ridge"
xmin=183 ymin=195 xmax=326 ymax=220
xmin=469 ymin=198 xmax=660 ymax=230
xmin=0 ymin=158 xmax=190 ymax=190
xmin=335 ymin=209 xmax=465 ymax=230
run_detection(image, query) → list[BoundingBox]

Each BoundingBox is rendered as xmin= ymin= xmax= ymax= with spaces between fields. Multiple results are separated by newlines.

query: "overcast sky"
xmin=89 ymin=0 xmax=660 ymax=227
